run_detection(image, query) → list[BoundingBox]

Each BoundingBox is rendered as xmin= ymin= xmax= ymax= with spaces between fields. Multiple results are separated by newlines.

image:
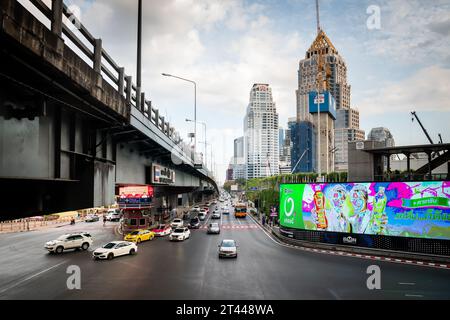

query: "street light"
xmin=186 ymin=119 xmax=207 ymax=167
xmin=162 ymin=73 xmax=197 ymax=154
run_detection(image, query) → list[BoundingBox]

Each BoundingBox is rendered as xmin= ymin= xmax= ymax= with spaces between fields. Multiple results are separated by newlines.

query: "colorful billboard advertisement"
xmin=279 ymin=182 xmax=450 ymax=240
xmin=118 ymin=186 xmax=153 ymax=209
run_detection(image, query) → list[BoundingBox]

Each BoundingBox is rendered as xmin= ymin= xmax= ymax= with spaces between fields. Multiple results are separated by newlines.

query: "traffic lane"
xmin=240 ymin=216 xmax=450 ymax=299
xmin=58 ymin=229 xmax=225 ymax=300
xmin=0 ymin=221 xmax=119 ymax=295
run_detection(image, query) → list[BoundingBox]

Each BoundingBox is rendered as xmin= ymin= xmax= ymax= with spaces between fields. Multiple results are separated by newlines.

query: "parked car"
xmin=169 ymin=227 xmax=190 ymax=241
xmin=45 ymin=233 xmax=93 ymax=254
xmin=218 ymin=239 xmax=238 ymax=258
xmin=124 ymin=230 xmax=155 ymax=243
xmin=192 ymin=206 xmax=200 ymax=212
xmin=93 ymin=241 xmax=137 ymax=260
xmin=222 ymin=209 xmax=230 ymax=215
xmin=202 ymin=207 xmax=209 ymax=213
xmin=170 ymin=218 xmax=184 ymax=229
xmin=106 ymin=209 xmax=122 ymax=221
xmin=189 ymin=217 xmax=200 ymax=229
xmin=207 ymin=223 xmax=220 ymax=234
xmin=85 ymin=214 xmax=100 ymax=222
xmin=152 ymin=224 xmax=172 ymax=236
xmin=198 ymin=212 xmax=206 ymax=221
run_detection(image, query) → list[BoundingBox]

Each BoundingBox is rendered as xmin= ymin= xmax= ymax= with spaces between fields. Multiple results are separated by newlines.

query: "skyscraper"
xmin=295 ymin=29 xmax=364 ymax=173
xmin=244 ymin=84 xmax=279 ymax=179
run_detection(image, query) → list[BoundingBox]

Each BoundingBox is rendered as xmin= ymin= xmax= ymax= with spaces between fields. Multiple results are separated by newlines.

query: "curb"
xmin=248 ymin=214 xmax=450 ymax=270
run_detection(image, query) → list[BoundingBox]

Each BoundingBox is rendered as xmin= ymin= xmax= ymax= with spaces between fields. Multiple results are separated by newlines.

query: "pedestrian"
xmin=262 ymin=215 xmax=266 ymax=226
xmin=103 ymin=214 xmax=107 ymax=227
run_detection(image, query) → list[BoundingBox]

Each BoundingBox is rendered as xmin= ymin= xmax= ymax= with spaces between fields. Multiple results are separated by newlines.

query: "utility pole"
xmin=136 ymin=0 xmax=142 ymax=107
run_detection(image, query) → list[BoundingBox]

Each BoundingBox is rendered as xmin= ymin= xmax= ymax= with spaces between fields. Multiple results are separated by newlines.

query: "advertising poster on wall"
xmin=279 ymin=181 xmax=450 ymax=240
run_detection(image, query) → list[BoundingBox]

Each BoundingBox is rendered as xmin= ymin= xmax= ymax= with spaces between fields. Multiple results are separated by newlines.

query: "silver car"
xmin=218 ymin=239 xmax=238 ymax=258
xmin=207 ymin=223 xmax=220 ymax=234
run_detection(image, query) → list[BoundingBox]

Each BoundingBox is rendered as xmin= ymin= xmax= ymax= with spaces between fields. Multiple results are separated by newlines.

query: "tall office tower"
xmin=334 ymin=108 xmax=365 ymax=171
xmin=290 ymin=119 xmax=316 ymax=173
xmin=234 ymin=136 xmax=244 ymax=158
xmin=244 ymin=84 xmax=279 ymax=179
xmin=230 ymin=137 xmax=246 ymax=180
xmin=296 ymin=29 xmax=363 ymax=173
xmin=279 ymin=126 xmax=292 ymax=174
xmin=367 ymin=127 xmax=395 ymax=147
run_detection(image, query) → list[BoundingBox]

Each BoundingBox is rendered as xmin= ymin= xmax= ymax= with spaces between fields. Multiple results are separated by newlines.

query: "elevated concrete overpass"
xmin=0 ymin=0 xmax=218 ymax=219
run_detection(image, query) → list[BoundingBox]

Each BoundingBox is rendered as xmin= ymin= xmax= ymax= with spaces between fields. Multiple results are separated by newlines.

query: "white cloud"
xmin=356 ymin=65 xmax=450 ymax=115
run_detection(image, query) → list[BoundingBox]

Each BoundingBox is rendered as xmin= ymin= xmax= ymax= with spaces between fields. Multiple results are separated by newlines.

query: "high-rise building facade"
xmin=295 ymin=29 xmax=364 ymax=173
xmin=290 ymin=120 xmax=316 ymax=173
xmin=234 ymin=137 xmax=244 ymax=158
xmin=367 ymin=127 xmax=395 ymax=147
xmin=244 ymin=84 xmax=279 ymax=179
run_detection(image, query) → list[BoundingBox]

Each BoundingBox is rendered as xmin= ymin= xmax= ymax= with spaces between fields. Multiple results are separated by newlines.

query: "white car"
xmin=169 ymin=227 xmax=190 ymax=241
xmin=106 ymin=209 xmax=121 ymax=221
xmin=45 ymin=233 xmax=93 ymax=254
xmin=171 ymin=218 xmax=184 ymax=229
xmin=93 ymin=241 xmax=137 ymax=260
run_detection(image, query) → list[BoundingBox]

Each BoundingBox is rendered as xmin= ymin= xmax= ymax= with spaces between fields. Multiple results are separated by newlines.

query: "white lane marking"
xmin=0 ymin=260 xmax=68 ymax=294
xmin=399 ymin=282 xmax=416 ymax=286
xmin=405 ymin=294 xmax=424 ymax=298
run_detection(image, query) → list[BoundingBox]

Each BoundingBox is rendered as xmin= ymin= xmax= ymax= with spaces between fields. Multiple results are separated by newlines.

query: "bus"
xmin=234 ymin=203 xmax=247 ymax=218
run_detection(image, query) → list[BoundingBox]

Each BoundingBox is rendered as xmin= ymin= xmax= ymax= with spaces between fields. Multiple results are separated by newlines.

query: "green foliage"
xmin=243 ymin=172 xmax=348 ymax=216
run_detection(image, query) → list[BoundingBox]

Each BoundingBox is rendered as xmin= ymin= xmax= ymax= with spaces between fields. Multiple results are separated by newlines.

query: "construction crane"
xmin=411 ymin=111 xmax=434 ymax=145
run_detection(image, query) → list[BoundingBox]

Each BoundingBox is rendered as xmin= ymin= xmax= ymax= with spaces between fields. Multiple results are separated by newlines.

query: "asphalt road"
xmin=0 ymin=202 xmax=449 ymax=300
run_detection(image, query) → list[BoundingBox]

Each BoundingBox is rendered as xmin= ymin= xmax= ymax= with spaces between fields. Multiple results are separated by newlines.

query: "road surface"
xmin=0 ymin=202 xmax=449 ymax=300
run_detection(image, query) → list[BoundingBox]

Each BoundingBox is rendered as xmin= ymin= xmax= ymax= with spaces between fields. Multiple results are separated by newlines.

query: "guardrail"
xmin=22 ymin=0 xmax=207 ymax=170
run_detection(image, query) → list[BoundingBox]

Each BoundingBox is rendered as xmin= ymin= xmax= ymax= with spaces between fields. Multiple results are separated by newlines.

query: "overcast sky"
xmin=20 ymin=0 xmax=450 ymax=184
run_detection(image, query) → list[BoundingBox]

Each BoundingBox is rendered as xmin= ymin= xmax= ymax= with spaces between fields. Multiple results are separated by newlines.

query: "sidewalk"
xmin=0 ymin=217 xmax=81 ymax=234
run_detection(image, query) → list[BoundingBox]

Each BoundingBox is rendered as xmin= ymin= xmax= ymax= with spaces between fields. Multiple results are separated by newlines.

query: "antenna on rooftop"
xmin=316 ymin=0 xmax=321 ymax=34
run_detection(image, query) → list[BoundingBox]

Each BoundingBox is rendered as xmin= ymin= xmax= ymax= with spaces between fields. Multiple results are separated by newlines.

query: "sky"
xmin=19 ymin=0 xmax=450 ymax=184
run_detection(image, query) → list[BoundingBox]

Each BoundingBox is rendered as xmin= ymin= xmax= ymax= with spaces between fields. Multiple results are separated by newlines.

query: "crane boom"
xmin=411 ymin=111 xmax=434 ymax=145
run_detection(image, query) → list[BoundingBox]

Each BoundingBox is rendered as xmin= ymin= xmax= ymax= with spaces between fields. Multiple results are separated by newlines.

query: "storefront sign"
xmin=152 ymin=164 xmax=176 ymax=185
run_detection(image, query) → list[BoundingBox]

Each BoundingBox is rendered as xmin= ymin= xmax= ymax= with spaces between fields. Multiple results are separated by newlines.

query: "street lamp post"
xmin=186 ymin=119 xmax=207 ymax=167
xmin=162 ymin=73 xmax=197 ymax=155
xmin=137 ymin=0 xmax=142 ymax=107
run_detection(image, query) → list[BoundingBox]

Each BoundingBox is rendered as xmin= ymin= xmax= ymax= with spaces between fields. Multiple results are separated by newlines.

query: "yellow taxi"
xmin=124 ymin=230 xmax=155 ymax=243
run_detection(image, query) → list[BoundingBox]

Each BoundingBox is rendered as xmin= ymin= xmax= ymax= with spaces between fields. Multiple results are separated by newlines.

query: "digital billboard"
xmin=279 ymin=181 xmax=450 ymax=240
xmin=118 ymin=186 xmax=153 ymax=209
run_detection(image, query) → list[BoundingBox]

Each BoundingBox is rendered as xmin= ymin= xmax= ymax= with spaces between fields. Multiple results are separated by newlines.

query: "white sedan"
xmin=169 ymin=227 xmax=191 ymax=241
xmin=171 ymin=218 xmax=184 ymax=229
xmin=93 ymin=241 xmax=137 ymax=260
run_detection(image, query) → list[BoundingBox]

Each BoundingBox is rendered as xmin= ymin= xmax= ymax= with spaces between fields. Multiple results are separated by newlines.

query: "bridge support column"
xmin=51 ymin=0 xmax=63 ymax=37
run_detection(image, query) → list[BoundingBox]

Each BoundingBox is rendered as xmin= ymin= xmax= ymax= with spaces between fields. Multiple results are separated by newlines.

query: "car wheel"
xmin=81 ymin=243 xmax=89 ymax=251
xmin=129 ymin=249 xmax=136 ymax=255
xmin=107 ymin=253 xmax=114 ymax=260
xmin=56 ymin=246 xmax=64 ymax=254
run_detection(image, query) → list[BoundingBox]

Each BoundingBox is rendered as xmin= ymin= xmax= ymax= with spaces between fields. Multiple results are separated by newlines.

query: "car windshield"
xmin=210 ymin=223 xmax=218 ymax=228
xmin=190 ymin=219 xmax=199 ymax=223
xmin=102 ymin=242 xmax=116 ymax=249
xmin=130 ymin=231 xmax=139 ymax=235
xmin=174 ymin=228 xmax=184 ymax=233
xmin=173 ymin=219 xmax=181 ymax=223
xmin=57 ymin=235 xmax=68 ymax=240
xmin=221 ymin=240 xmax=235 ymax=247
